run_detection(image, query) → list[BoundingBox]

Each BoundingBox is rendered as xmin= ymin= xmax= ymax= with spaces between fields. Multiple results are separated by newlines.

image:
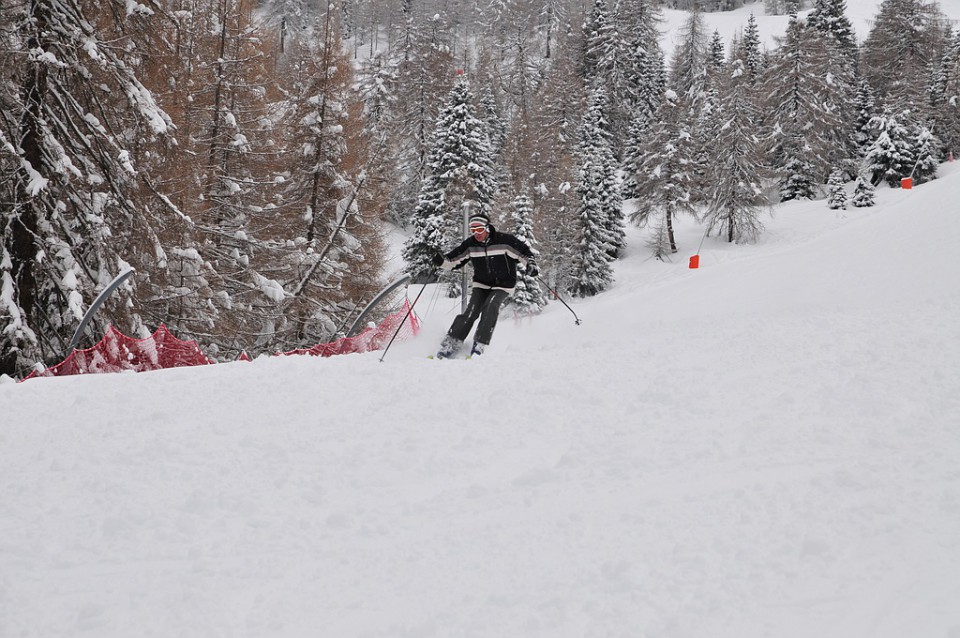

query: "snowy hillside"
xmin=3 ymin=161 xmax=960 ymax=637
xmin=659 ymin=0 xmax=960 ymax=52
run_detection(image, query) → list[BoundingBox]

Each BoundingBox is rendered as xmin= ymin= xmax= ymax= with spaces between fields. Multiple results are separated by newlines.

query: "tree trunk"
xmin=12 ymin=0 xmax=52 ymax=344
xmin=666 ymin=209 xmax=677 ymax=253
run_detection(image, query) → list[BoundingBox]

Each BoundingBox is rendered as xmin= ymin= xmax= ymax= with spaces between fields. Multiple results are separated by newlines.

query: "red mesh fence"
xmin=20 ymin=300 xmax=420 ymax=381
xmin=22 ymin=324 xmax=213 ymax=381
xmin=280 ymin=299 xmax=420 ymax=357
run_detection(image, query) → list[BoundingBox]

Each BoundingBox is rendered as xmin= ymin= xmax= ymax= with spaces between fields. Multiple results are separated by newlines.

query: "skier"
xmin=431 ymin=212 xmax=537 ymax=358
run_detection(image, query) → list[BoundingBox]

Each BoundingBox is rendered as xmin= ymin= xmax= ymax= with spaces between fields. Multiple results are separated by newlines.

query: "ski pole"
xmin=379 ymin=279 xmax=429 ymax=362
xmin=537 ymin=276 xmax=582 ymax=326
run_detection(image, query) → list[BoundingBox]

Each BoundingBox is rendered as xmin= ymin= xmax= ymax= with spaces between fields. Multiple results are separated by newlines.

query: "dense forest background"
xmin=1 ymin=0 xmax=958 ymax=377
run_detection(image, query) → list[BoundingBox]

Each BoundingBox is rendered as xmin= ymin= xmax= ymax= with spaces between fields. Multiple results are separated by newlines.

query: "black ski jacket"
xmin=442 ymin=226 xmax=534 ymax=292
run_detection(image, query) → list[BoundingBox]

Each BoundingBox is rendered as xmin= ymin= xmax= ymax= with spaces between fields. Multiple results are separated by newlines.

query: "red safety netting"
xmin=20 ymin=300 xmax=420 ymax=380
xmin=280 ymin=299 xmax=420 ymax=358
xmin=22 ymin=324 xmax=213 ymax=381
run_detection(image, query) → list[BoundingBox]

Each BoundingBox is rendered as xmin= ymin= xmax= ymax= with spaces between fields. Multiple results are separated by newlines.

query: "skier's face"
xmin=470 ymin=224 xmax=489 ymax=242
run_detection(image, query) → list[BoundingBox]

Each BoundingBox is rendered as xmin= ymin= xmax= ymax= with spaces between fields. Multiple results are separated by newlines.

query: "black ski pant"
xmin=447 ymin=287 xmax=509 ymax=346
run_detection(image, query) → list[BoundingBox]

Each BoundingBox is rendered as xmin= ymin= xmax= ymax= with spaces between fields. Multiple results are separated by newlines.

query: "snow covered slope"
xmin=2 ymin=165 xmax=960 ymax=637
xmin=659 ymin=0 xmax=960 ymax=53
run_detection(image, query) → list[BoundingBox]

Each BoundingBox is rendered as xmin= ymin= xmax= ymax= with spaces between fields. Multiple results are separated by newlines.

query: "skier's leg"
xmin=447 ymin=287 xmax=488 ymax=342
xmin=472 ymin=289 xmax=509 ymax=350
xmin=437 ymin=288 xmax=487 ymax=357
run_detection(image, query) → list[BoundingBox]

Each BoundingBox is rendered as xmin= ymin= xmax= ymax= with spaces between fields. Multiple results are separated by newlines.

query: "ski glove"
xmin=526 ymin=261 xmax=539 ymax=278
xmin=431 ymin=252 xmax=444 ymax=268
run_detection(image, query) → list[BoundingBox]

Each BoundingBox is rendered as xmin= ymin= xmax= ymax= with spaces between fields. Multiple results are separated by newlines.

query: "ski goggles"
xmin=469 ymin=223 xmax=488 ymax=234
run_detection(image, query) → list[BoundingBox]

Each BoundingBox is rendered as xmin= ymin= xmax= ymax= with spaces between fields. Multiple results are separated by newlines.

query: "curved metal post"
xmin=346 ymin=273 xmax=412 ymax=337
xmin=67 ymin=267 xmax=136 ymax=353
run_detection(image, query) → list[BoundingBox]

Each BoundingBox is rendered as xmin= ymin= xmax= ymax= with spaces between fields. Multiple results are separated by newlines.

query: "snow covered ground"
xmin=3 ymin=158 xmax=960 ymax=636
xmin=660 ymin=0 xmax=960 ymax=53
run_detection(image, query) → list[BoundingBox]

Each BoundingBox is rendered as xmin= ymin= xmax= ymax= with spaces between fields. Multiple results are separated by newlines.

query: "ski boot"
xmin=468 ymin=341 xmax=486 ymax=358
xmin=435 ymin=336 xmax=463 ymax=359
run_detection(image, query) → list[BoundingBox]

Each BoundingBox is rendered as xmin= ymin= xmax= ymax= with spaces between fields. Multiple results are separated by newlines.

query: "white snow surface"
xmin=659 ymin=0 xmax=960 ymax=53
xmin=3 ymin=162 xmax=960 ymax=637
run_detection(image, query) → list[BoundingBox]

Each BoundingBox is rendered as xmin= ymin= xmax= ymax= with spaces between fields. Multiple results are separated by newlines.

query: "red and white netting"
xmin=21 ymin=300 xmax=419 ymax=381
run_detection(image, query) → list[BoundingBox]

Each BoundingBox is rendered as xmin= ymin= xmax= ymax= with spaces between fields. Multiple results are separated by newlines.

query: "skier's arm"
xmin=508 ymin=235 xmax=535 ymax=264
xmin=441 ymin=238 xmax=473 ymax=271
xmin=508 ymin=235 xmax=539 ymax=275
